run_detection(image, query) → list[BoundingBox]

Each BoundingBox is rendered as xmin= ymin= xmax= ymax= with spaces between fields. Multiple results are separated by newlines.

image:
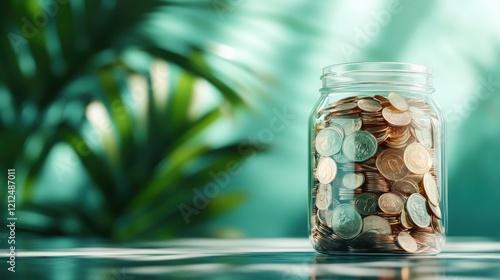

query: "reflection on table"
xmin=2 ymin=237 xmax=500 ymax=279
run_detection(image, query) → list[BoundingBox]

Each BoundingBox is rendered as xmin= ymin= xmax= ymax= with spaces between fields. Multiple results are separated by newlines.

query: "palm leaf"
xmin=143 ymin=46 xmax=246 ymax=107
xmin=1 ymin=0 xmax=257 ymax=239
xmin=58 ymin=123 xmax=116 ymax=218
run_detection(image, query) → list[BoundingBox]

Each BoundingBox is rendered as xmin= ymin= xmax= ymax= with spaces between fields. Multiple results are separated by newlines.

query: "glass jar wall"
xmin=308 ymin=62 xmax=446 ymax=254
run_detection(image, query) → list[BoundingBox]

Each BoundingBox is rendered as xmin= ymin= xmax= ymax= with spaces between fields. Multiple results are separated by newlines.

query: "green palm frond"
xmin=0 ymin=0 xmax=256 ymax=239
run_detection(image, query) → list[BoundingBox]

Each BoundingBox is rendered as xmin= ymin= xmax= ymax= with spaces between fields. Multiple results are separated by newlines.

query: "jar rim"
xmin=320 ymin=62 xmax=434 ymax=92
xmin=322 ymin=62 xmax=432 ymax=78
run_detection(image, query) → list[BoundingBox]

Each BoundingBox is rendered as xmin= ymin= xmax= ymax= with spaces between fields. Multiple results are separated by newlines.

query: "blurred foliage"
xmin=0 ymin=0 xmax=254 ymax=239
xmin=2 ymin=0 xmax=499 ymax=241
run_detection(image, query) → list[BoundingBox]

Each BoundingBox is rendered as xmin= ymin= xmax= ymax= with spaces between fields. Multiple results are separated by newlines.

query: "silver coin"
xmin=406 ymin=193 xmax=431 ymax=228
xmin=342 ymin=172 xmax=365 ymax=190
xmin=362 ymin=215 xmax=392 ymax=235
xmin=330 ymin=117 xmax=362 ymax=135
xmin=318 ymin=198 xmax=340 ymax=228
xmin=315 ymin=125 xmax=344 ymax=156
xmin=413 ymin=126 xmax=433 ymax=148
xmin=342 ymin=131 xmax=378 ymax=162
xmin=316 ymin=157 xmax=337 ymax=184
xmin=315 ymin=183 xmax=332 ymax=210
xmin=333 ymin=150 xmax=351 ymax=164
xmin=331 ymin=204 xmax=363 ymax=239
xmin=354 ymin=192 xmax=379 ymax=215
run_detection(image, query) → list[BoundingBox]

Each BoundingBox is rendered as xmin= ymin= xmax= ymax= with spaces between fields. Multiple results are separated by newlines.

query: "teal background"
xmin=200 ymin=0 xmax=500 ymax=238
xmin=1 ymin=0 xmax=499 ymax=240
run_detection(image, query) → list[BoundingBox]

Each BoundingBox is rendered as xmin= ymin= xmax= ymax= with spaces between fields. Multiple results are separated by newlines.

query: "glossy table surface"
xmin=2 ymin=237 xmax=500 ymax=279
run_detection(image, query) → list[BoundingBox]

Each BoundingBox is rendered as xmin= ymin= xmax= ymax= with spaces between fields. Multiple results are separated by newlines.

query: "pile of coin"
xmin=311 ymin=92 xmax=445 ymax=254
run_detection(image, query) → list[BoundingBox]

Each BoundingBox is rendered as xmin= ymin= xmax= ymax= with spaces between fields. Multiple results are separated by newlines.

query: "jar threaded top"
xmin=320 ymin=62 xmax=434 ymax=93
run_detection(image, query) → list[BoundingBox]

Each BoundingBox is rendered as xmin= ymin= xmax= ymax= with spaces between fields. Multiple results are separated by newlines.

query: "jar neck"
xmin=320 ymin=62 xmax=434 ymax=94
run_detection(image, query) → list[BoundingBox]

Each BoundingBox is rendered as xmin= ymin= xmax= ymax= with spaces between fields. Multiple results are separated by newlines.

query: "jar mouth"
xmin=322 ymin=62 xmax=432 ymax=76
xmin=321 ymin=62 xmax=434 ymax=92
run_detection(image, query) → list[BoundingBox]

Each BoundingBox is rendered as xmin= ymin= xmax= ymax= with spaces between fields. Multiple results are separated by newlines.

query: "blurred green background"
xmin=0 ymin=0 xmax=499 ymax=241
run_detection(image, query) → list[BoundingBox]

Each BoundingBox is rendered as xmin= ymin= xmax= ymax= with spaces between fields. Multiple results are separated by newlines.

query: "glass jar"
xmin=308 ymin=62 xmax=446 ymax=254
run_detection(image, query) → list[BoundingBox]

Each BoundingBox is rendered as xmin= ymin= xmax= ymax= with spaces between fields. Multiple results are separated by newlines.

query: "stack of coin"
xmin=311 ymin=92 xmax=444 ymax=254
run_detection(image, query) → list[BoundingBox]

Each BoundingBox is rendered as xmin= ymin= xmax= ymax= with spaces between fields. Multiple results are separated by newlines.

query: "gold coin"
xmin=388 ymin=92 xmax=409 ymax=111
xmin=432 ymin=216 xmax=445 ymax=234
xmin=318 ymin=102 xmax=358 ymax=117
xmin=397 ymin=231 xmax=418 ymax=253
xmin=403 ymin=174 xmax=423 ymax=184
xmin=392 ymin=180 xmax=419 ymax=197
xmin=374 ymin=95 xmax=390 ymax=105
xmin=388 ymin=126 xmax=410 ymax=139
xmin=364 ymin=125 xmax=389 ymax=134
xmin=403 ymin=143 xmax=432 ymax=175
xmin=376 ymin=148 xmax=408 ymax=180
xmin=378 ymin=192 xmax=404 ymax=215
xmin=428 ymin=200 xmax=442 ymax=219
xmin=423 ymin=173 xmax=440 ymax=206
xmin=382 ymin=106 xmax=411 ymax=126
xmin=400 ymin=210 xmax=414 ymax=229
xmin=335 ymin=96 xmax=360 ymax=105
xmin=324 ymin=102 xmax=359 ymax=115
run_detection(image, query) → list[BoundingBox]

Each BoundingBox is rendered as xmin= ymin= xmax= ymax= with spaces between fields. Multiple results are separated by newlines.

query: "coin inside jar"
xmin=331 ymin=204 xmax=363 ymax=239
xmin=392 ymin=180 xmax=419 ymax=197
xmin=358 ymin=98 xmax=382 ymax=112
xmin=406 ymin=193 xmax=431 ymax=228
xmin=423 ymin=173 xmax=440 ymax=206
xmin=378 ymin=192 xmax=405 ymax=215
xmin=397 ymin=231 xmax=418 ymax=253
xmin=400 ymin=210 xmax=414 ymax=229
xmin=388 ymin=92 xmax=409 ymax=111
xmin=404 ymin=143 xmax=432 ymax=175
xmin=342 ymin=131 xmax=378 ymax=162
xmin=382 ymin=106 xmax=412 ymax=126
xmin=427 ymin=200 xmax=442 ymax=220
xmin=315 ymin=125 xmax=344 ymax=156
xmin=362 ymin=215 xmax=392 ymax=235
xmin=342 ymin=172 xmax=365 ymax=189
xmin=311 ymin=90 xmax=444 ymax=255
xmin=354 ymin=192 xmax=379 ymax=215
xmin=330 ymin=117 xmax=362 ymax=135
xmin=376 ymin=148 xmax=408 ymax=181
xmin=318 ymin=198 xmax=340 ymax=228
xmin=315 ymin=183 xmax=333 ymax=210
xmin=316 ymin=157 xmax=337 ymax=184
